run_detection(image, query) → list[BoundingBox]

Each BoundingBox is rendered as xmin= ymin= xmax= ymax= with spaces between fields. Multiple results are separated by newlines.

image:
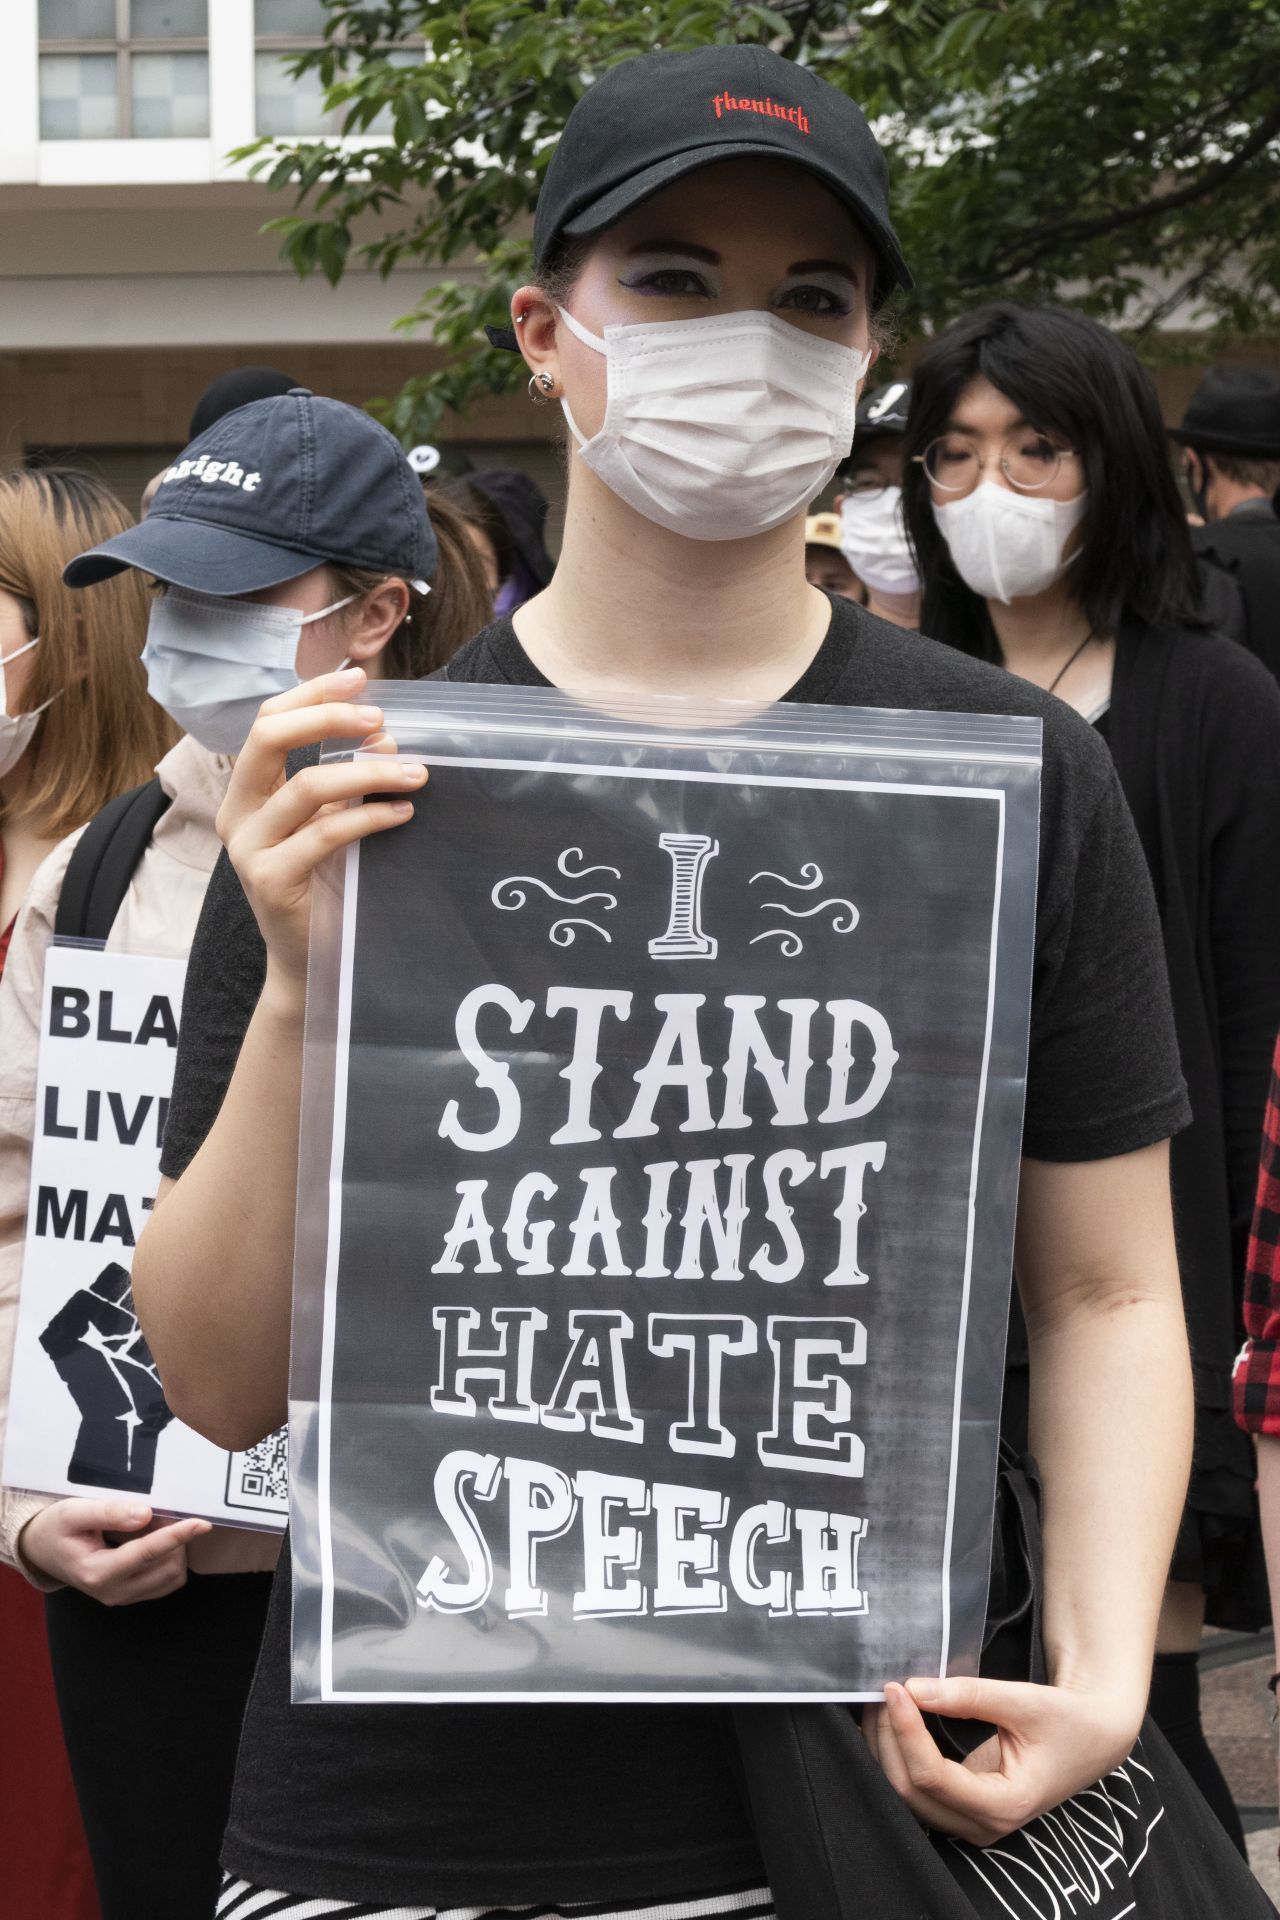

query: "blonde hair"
xmin=328 ymin=492 xmax=494 ymax=678
xmin=0 ymin=468 xmax=177 ymax=838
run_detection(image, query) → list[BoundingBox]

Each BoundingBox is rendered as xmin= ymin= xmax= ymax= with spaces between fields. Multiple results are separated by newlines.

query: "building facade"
xmin=0 ymin=0 xmax=554 ymax=516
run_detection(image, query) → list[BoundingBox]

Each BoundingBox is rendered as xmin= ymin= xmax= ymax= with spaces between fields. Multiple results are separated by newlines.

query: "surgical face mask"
xmin=932 ymin=482 xmax=1088 ymax=605
xmin=143 ymin=585 xmax=356 ymax=755
xmin=839 ymin=486 xmax=920 ymax=597
xmin=557 ymin=305 xmax=871 ymax=542
xmin=0 ymin=635 xmax=56 ymax=781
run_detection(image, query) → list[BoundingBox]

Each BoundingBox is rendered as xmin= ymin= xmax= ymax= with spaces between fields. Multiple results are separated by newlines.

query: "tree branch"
xmin=960 ymin=98 xmax=1280 ymax=288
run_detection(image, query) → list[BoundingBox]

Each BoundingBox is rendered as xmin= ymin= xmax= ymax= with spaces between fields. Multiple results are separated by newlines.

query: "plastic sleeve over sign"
xmin=291 ymin=680 xmax=1041 ymax=1704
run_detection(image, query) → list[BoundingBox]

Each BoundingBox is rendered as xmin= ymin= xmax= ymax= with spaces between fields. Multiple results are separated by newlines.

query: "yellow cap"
xmin=804 ymin=511 xmax=843 ymax=551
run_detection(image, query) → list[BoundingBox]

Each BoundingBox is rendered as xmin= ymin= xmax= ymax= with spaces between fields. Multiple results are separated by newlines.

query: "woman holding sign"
xmin=0 ymin=403 xmax=488 ymax=1919
xmin=133 ymin=46 xmax=1268 ymax=1920
xmin=903 ymin=304 xmax=1280 ymax=1850
xmin=0 ymin=465 xmax=175 ymax=1920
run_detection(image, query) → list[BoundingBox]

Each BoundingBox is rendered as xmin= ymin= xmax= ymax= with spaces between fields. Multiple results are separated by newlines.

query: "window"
xmin=39 ymin=0 xmax=209 ymax=140
xmin=254 ymin=0 xmax=420 ymax=138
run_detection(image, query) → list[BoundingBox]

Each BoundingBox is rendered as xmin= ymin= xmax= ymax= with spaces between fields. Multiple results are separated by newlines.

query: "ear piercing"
xmin=528 ymin=371 xmax=559 ymax=405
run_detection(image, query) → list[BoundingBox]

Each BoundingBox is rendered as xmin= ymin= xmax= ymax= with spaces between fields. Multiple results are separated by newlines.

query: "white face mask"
xmin=557 ymin=305 xmax=871 ymax=542
xmin=143 ymin=585 xmax=356 ymax=755
xmin=0 ymin=635 xmax=57 ymax=781
xmin=932 ymin=482 xmax=1088 ymax=605
xmin=839 ymin=486 xmax=920 ymax=597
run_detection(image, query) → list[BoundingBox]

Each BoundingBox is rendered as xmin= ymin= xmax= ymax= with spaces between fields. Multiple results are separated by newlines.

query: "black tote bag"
xmin=734 ymin=1450 xmax=1277 ymax=1919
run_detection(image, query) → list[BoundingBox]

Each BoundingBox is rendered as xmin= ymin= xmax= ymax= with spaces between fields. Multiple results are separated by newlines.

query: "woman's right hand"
xmin=215 ymin=667 xmax=428 ymax=994
xmin=19 ymin=1498 xmax=211 ymax=1604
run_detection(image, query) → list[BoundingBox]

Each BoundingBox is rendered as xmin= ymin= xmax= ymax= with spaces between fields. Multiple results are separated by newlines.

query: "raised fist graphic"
xmin=40 ymin=1261 xmax=174 ymax=1494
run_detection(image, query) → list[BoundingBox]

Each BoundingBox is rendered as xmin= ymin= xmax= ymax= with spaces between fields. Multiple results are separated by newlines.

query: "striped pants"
xmin=215 ymin=1875 xmax=777 ymax=1920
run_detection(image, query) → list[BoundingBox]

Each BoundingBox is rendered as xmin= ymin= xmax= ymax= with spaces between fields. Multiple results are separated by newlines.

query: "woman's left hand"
xmin=862 ymin=1675 xmax=1144 ymax=1846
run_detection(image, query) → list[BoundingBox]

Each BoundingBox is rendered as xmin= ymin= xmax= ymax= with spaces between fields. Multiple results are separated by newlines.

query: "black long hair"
xmin=901 ymin=303 xmax=1204 ymax=661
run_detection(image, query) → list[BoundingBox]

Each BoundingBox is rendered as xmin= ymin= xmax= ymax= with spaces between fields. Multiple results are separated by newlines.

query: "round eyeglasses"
xmin=914 ymin=430 xmax=1079 ymax=495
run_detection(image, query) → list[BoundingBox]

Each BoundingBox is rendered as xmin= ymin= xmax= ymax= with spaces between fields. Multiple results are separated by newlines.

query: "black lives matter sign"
xmin=2 ymin=946 xmax=287 ymax=1528
xmin=293 ymin=711 xmax=1038 ymax=1703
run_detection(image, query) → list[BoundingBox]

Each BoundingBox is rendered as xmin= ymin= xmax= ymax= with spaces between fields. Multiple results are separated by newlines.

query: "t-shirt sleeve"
xmin=160 ymin=843 xmax=267 ymax=1180
xmin=1022 ymin=731 xmax=1190 ymax=1161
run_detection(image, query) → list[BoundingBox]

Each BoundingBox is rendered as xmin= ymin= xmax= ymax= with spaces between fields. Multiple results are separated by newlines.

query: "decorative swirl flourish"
xmin=749 ymin=862 xmax=823 ymax=891
xmin=491 ymin=843 xmax=620 ymax=943
xmin=491 ymin=876 xmax=616 ymax=911
xmin=550 ymin=918 xmax=612 ymax=947
xmin=757 ymin=897 xmax=859 ymax=934
xmin=558 ymin=846 xmax=621 ymax=883
xmin=750 ymin=929 xmax=803 ymax=958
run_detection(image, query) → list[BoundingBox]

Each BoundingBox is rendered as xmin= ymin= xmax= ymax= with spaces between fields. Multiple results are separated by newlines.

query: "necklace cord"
xmin=1046 ymin=630 xmax=1096 ymax=696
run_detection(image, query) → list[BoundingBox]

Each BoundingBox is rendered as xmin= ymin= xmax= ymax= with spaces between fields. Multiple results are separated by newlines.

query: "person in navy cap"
xmin=128 ymin=44 xmax=1261 ymax=1920
xmin=1174 ymin=367 xmax=1280 ymax=679
xmin=0 ymin=396 xmax=490 ymax=1920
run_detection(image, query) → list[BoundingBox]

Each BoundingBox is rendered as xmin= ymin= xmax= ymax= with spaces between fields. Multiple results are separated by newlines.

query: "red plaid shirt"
xmin=1234 ymin=1032 xmax=1280 ymax=1434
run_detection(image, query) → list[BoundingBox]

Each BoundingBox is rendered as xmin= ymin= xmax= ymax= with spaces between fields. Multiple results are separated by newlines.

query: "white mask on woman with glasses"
xmin=933 ymin=482 xmax=1088 ymax=604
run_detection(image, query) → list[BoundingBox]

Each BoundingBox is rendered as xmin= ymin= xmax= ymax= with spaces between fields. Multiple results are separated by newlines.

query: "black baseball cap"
xmin=65 ymin=390 xmax=436 ymax=594
xmin=1172 ymin=367 xmax=1280 ymax=458
xmin=854 ymin=379 xmax=912 ymax=439
xmin=488 ymin=44 xmax=909 ymax=351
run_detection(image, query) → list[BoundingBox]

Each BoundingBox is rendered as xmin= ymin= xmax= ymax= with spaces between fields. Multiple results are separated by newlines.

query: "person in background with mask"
xmin=1174 ymin=367 xmax=1280 ymax=679
xmin=139 ymin=364 xmax=300 ymax=518
xmin=0 ymin=465 xmax=176 ymax=1920
xmin=803 ymin=509 xmax=865 ymax=600
xmin=904 ymin=301 xmax=1280 ymax=1852
xmin=836 ymin=381 xmax=922 ymax=629
xmin=437 ymin=468 xmax=557 ymax=617
xmin=123 ymin=46 xmax=1258 ymax=1919
xmin=0 ymin=394 xmax=491 ymax=1920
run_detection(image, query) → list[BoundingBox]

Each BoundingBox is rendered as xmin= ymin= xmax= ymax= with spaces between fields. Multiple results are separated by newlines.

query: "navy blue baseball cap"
xmin=64 ymin=389 xmax=437 ymax=594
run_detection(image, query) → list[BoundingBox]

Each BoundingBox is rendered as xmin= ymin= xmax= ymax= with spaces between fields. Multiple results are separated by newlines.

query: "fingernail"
xmin=354 ymin=705 xmax=383 ymax=723
xmin=126 ymin=1503 xmax=150 ymax=1522
xmin=399 ymin=763 xmax=427 ymax=780
xmin=909 ymin=1679 xmax=938 ymax=1703
xmin=389 ymin=800 xmax=414 ymax=815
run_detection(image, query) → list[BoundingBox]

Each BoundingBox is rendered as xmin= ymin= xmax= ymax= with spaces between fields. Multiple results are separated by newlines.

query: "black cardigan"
xmin=1107 ymin=621 xmax=1280 ymax=1419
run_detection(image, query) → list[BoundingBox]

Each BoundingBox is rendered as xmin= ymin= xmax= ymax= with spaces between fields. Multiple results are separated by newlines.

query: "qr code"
xmin=225 ymin=1426 xmax=289 ymax=1515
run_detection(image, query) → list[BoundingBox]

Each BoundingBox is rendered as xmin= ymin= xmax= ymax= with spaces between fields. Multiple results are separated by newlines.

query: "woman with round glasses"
xmin=904 ymin=301 xmax=1280 ymax=1852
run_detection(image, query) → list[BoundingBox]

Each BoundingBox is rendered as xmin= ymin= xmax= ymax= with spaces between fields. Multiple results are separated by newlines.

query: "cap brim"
xmin=560 ymin=144 xmax=913 ymax=300
xmin=64 ymin=517 xmax=322 ymax=593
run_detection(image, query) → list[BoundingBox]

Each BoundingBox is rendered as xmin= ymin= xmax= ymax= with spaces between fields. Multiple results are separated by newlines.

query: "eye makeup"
xmin=618 ymin=248 xmax=725 ymax=298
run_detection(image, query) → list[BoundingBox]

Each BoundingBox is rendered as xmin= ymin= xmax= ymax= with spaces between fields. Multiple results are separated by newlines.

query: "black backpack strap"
xmin=54 ymin=778 xmax=173 ymax=944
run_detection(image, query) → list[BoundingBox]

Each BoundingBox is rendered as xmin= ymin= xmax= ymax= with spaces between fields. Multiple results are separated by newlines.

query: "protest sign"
xmin=289 ymin=685 xmax=1040 ymax=1702
xmin=2 ymin=944 xmax=287 ymax=1529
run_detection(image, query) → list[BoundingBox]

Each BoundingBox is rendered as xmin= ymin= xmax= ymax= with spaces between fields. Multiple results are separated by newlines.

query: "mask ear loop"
xmin=554 ymin=307 xmax=609 ymax=449
xmin=1 ymin=634 xmax=54 ymax=722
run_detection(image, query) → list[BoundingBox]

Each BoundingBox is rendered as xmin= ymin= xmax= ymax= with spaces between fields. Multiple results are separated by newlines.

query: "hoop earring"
xmin=528 ymin=371 xmax=557 ymax=406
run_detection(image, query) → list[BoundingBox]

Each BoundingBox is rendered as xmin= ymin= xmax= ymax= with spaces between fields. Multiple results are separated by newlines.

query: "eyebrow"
xmin=625 ymin=240 xmax=720 ymax=263
xmin=787 ymin=258 xmax=859 ymax=284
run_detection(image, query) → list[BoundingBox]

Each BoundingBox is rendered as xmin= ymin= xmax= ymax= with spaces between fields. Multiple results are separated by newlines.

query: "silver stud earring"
xmin=528 ymin=371 xmax=558 ymax=406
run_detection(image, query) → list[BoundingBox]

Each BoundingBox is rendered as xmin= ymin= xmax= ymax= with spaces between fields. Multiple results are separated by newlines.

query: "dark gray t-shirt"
xmin=160 ymin=596 xmax=1188 ymax=1907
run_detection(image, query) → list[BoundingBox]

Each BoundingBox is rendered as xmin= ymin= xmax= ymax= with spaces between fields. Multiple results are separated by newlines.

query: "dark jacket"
xmin=1193 ymin=500 xmax=1280 ymax=679
xmin=1108 ymin=619 xmax=1280 ymax=1624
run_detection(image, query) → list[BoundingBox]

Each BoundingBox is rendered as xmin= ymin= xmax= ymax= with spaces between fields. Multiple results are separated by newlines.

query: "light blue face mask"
xmin=142 ymin=584 xmax=355 ymax=755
